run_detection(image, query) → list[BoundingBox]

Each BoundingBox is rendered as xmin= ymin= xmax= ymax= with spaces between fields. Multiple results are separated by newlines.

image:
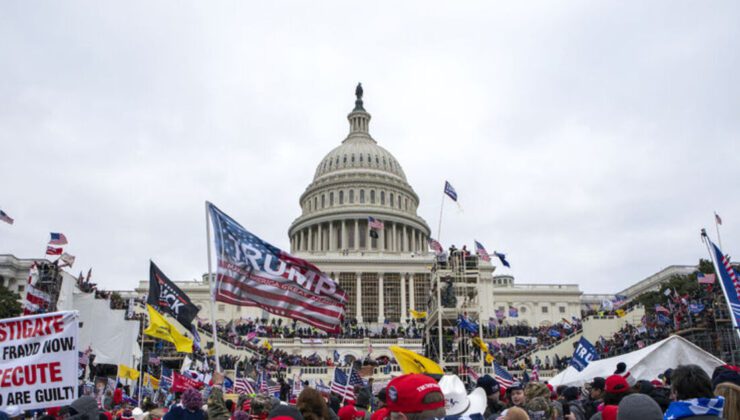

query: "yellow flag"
xmin=410 ymin=310 xmax=427 ymax=319
xmin=485 ymin=353 xmax=494 ymax=364
xmin=616 ymin=309 xmax=626 ymax=318
xmin=389 ymin=345 xmax=444 ymax=375
xmin=144 ymin=304 xmax=193 ymax=353
xmin=262 ymin=339 xmax=272 ymax=351
xmin=471 ymin=337 xmax=488 ymax=353
xmin=144 ymin=373 xmax=159 ymax=390
xmin=118 ymin=364 xmax=140 ymax=381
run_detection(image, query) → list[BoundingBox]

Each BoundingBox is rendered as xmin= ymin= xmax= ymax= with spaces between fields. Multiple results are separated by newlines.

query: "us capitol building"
xmin=0 ymin=86 xmax=696 ymax=362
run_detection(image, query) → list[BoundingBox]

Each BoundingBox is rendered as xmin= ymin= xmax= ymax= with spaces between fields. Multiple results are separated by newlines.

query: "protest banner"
xmin=0 ymin=311 xmax=79 ymax=411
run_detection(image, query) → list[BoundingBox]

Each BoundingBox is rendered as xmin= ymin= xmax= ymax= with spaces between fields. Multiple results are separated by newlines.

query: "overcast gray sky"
xmin=1 ymin=1 xmax=739 ymax=293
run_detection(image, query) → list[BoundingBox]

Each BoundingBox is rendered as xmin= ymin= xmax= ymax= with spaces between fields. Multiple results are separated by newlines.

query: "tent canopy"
xmin=549 ymin=335 xmax=725 ymax=387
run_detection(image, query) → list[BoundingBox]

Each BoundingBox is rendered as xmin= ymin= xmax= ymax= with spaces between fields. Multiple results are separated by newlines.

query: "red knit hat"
xmin=386 ymin=374 xmax=444 ymax=414
xmin=605 ymin=375 xmax=630 ymax=394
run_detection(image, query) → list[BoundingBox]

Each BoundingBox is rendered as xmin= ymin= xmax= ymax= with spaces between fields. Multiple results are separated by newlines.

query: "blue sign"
xmin=570 ymin=337 xmax=599 ymax=372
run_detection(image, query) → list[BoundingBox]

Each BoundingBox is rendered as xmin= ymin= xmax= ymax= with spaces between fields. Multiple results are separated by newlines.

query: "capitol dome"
xmin=288 ymin=84 xmax=431 ymax=255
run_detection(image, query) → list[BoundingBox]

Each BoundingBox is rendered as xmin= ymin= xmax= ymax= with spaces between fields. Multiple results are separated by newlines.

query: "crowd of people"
xmin=8 ymin=360 xmax=740 ymax=420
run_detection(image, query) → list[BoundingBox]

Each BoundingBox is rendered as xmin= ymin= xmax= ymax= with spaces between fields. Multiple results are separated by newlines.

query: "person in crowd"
xmin=501 ymin=407 xmax=529 ymax=420
xmin=385 ymin=373 xmax=446 ymax=420
xmin=371 ymin=389 xmax=389 ymax=420
xmin=507 ymin=383 xmax=526 ymax=409
xmin=614 ymin=394 xmax=662 ymax=420
xmin=523 ymin=383 xmax=559 ymax=420
xmin=589 ymin=375 xmax=631 ymax=420
xmin=337 ymin=405 xmax=365 ymax=420
xmin=477 ymin=375 xmax=505 ymax=419
xmin=114 ymin=384 xmax=124 ymax=407
xmin=207 ymin=372 xmax=230 ymax=420
xmin=163 ymin=388 xmax=206 ymax=420
xmin=583 ymin=378 xmax=605 ymax=419
xmin=297 ymin=388 xmax=332 ymax=420
xmin=561 ymin=387 xmax=586 ymax=420
xmin=664 ymin=364 xmax=724 ymax=419
xmin=103 ymin=390 xmax=115 ymax=411
xmin=268 ymin=405 xmax=305 ymax=420
xmin=713 ymin=382 xmax=740 ymax=420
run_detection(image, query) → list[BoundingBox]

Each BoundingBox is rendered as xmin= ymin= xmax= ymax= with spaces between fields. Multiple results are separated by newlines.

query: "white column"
xmin=409 ymin=274 xmax=416 ymax=312
xmin=412 ymin=230 xmax=417 ymax=252
xmin=329 ymin=222 xmax=335 ymax=251
xmin=379 ymin=226 xmax=385 ymax=252
xmin=378 ymin=274 xmax=385 ymax=323
xmin=356 ymin=272 xmax=363 ymax=322
xmin=392 ymin=223 xmax=397 ymax=252
xmin=318 ymin=223 xmax=323 ymax=251
xmin=400 ymin=273 xmax=407 ymax=323
xmin=341 ymin=221 xmax=347 ymax=251
xmin=354 ymin=219 xmax=359 ymax=251
xmin=307 ymin=227 xmax=313 ymax=251
xmin=402 ymin=225 xmax=408 ymax=252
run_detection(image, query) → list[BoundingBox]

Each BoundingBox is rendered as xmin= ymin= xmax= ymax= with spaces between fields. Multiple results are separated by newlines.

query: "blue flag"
xmin=494 ymin=251 xmax=511 ymax=268
xmin=444 ymin=181 xmax=458 ymax=201
xmin=708 ymin=239 xmax=740 ymax=330
xmin=570 ymin=337 xmax=599 ymax=372
xmin=515 ymin=337 xmax=530 ymax=346
xmin=548 ymin=329 xmax=561 ymax=338
xmin=457 ymin=315 xmax=479 ymax=333
xmin=657 ymin=313 xmax=671 ymax=325
xmin=688 ymin=303 xmax=705 ymax=314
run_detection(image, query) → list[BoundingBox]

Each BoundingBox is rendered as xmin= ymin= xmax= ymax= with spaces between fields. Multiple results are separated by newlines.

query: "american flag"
xmin=0 ymin=210 xmax=13 ymax=225
xmin=474 ymin=241 xmax=491 ymax=262
xmin=466 ymin=367 xmax=480 ymax=383
xmin=368 ymin=216 xmax=384 ymax=230
xmin=208 ymin=203 xmax=347 ymax=333
xmin=698 ymin=273 xmax=716 ymax=284
xmin=349 ymin=369 xmax=365 ymax=386
xmin=235 ymin=377 xmax=256 ymax=395
xmin=494 ymin=363 xmax=515 ymax=389
xmin=49 ymin=232 xmax=68 ymax=245
xmin=654 ymin=304 xmax=670 ymax=315
xmin=316 ymin=379 xmax=331 ymax=394
xmin=46 ymin=246 xmax=63 ymax=256
xmin=428 ymin=238 xmax=444 ymax=255
xmin=330 ymin=368 xmax=354 ymax=400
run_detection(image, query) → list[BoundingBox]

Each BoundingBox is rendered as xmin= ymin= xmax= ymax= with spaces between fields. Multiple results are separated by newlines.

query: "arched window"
xmin=380 ymin=191 xmax=385 ymax=205
xmin=349 ymin=190 xmax=355 ymax=203
xmin=343 ymin=155 xmax=347 ymax=163
xmin=405 ymin=198 xmax=408 ymax=210
xmin=321 ymin=195 xmax=326 ymax=209
xmin=397 ymin=195 xmax=401 ymax=208
xmin=351 ymin=155 xmax=355 ymax=163
xmin=339 ymin=191 xmax=344 ymax=204
xmin=360 ymin=190 xmax=365 ymax=204
xmin=390 ymin=193 xmax=394 ymax=207
xmin=329 ymin=192 xmax=334 ymax=206
xmin=314 ymin=197 xmax=318 ymax=210
xmin=370 ymin=190 xmax=375 ymax=204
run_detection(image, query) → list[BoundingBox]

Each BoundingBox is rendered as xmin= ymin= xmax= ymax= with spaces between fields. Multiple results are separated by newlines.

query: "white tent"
xmin=549 ymin=335 xmax=724 ymax=387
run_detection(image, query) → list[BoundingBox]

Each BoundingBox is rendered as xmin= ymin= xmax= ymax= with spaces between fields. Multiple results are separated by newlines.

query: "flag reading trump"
xmin=208 ymin=203 xmax=346 ymax=333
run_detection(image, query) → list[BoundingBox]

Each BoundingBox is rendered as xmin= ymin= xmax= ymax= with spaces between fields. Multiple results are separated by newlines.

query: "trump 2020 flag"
xmin=444 ymin=181 xmax=458 ymax=201
xmin=570 ymin=337 xmax=599 ymax=372
xmin=208 ymin=203 xmax=347 ymax=333
xmin=707 ymin=238 xmax=740 ymax=334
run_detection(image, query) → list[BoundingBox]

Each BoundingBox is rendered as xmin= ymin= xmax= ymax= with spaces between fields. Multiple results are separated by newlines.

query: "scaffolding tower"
xmin=425 ymin=253 xmax=490 ymax=377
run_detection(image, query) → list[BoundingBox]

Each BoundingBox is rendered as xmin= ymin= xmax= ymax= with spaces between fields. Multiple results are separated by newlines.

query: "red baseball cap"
xmin=386 ymin=374 xmax=445 ymax=414
xmin=605 ymin=375 xmax=630 ymax=394
xmin=338 ymin=405 xmax=365 ymax=420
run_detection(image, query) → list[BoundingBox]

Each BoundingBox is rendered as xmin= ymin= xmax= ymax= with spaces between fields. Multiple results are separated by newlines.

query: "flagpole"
xmin=205 ymin=201 xmax=222 ymax=372
xmin=137 ymin=317 xmax=145 ymax=405
xmin=715 ymin=212 xmax=723 ymax=250
xmin=701 ymin=230 xmax=740 ymax=347
xmin=436 ymin=189 xmax=445 ymax=244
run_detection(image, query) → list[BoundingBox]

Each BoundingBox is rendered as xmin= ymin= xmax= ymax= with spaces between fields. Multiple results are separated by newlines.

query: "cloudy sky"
xmin=1 ymin=1 xmax=738 ymax=293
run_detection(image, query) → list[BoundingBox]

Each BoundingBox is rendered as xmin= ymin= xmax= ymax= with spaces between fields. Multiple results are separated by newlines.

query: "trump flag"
xmin=208 ymin=203 xmax=346 ymax=333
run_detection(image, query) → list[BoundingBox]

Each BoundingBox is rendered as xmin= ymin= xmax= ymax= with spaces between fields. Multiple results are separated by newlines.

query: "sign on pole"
xmin=0 ymin=311 xmax=79 ymax=410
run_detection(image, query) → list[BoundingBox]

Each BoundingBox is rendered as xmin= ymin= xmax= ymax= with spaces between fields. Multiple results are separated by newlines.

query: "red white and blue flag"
xmin=46 ymin=246 xmax=63 ymax=256
xmin=235 ymin=377 xmax=256 ymax=395
xmin=474 ymin=240 xmax=490 ymax=262
xmin=428 ymin=238 xmax=444 ymax=255
xmin=707 ymin=238 xmax=740 ymax=332
xmin=330 ymin=368 xmax=354 ymax=400
xmin=49 ymin=232 xmax=68 ymax=245
xmin=368 ymin=216 xmax=384 ymax=230
xmin=208 ymin=203 xmax=347 ymax=333
xmin=493 ymin=363 xmax=515 ymax=389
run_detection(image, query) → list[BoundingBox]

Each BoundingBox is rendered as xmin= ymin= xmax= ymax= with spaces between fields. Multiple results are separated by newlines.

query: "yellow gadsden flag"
xmin=485 ymin=353 xmax=494 ymax=364
xmin=615 ymin=309 xmax=626 ymax=318
xmin=410 ymin=310 xmax=428 ymax=320
xmin=144 ymin=304 xmax=193 ymax=353
xmin=471 ymin=336 xmax=489 ymax=354
xmin=118 ymin=364 xmax=140 ymax=381
xmin=389 ymin=345 xmax=444 ymax=375
xmin=143 ymin=373 xmax=160 ymax=390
